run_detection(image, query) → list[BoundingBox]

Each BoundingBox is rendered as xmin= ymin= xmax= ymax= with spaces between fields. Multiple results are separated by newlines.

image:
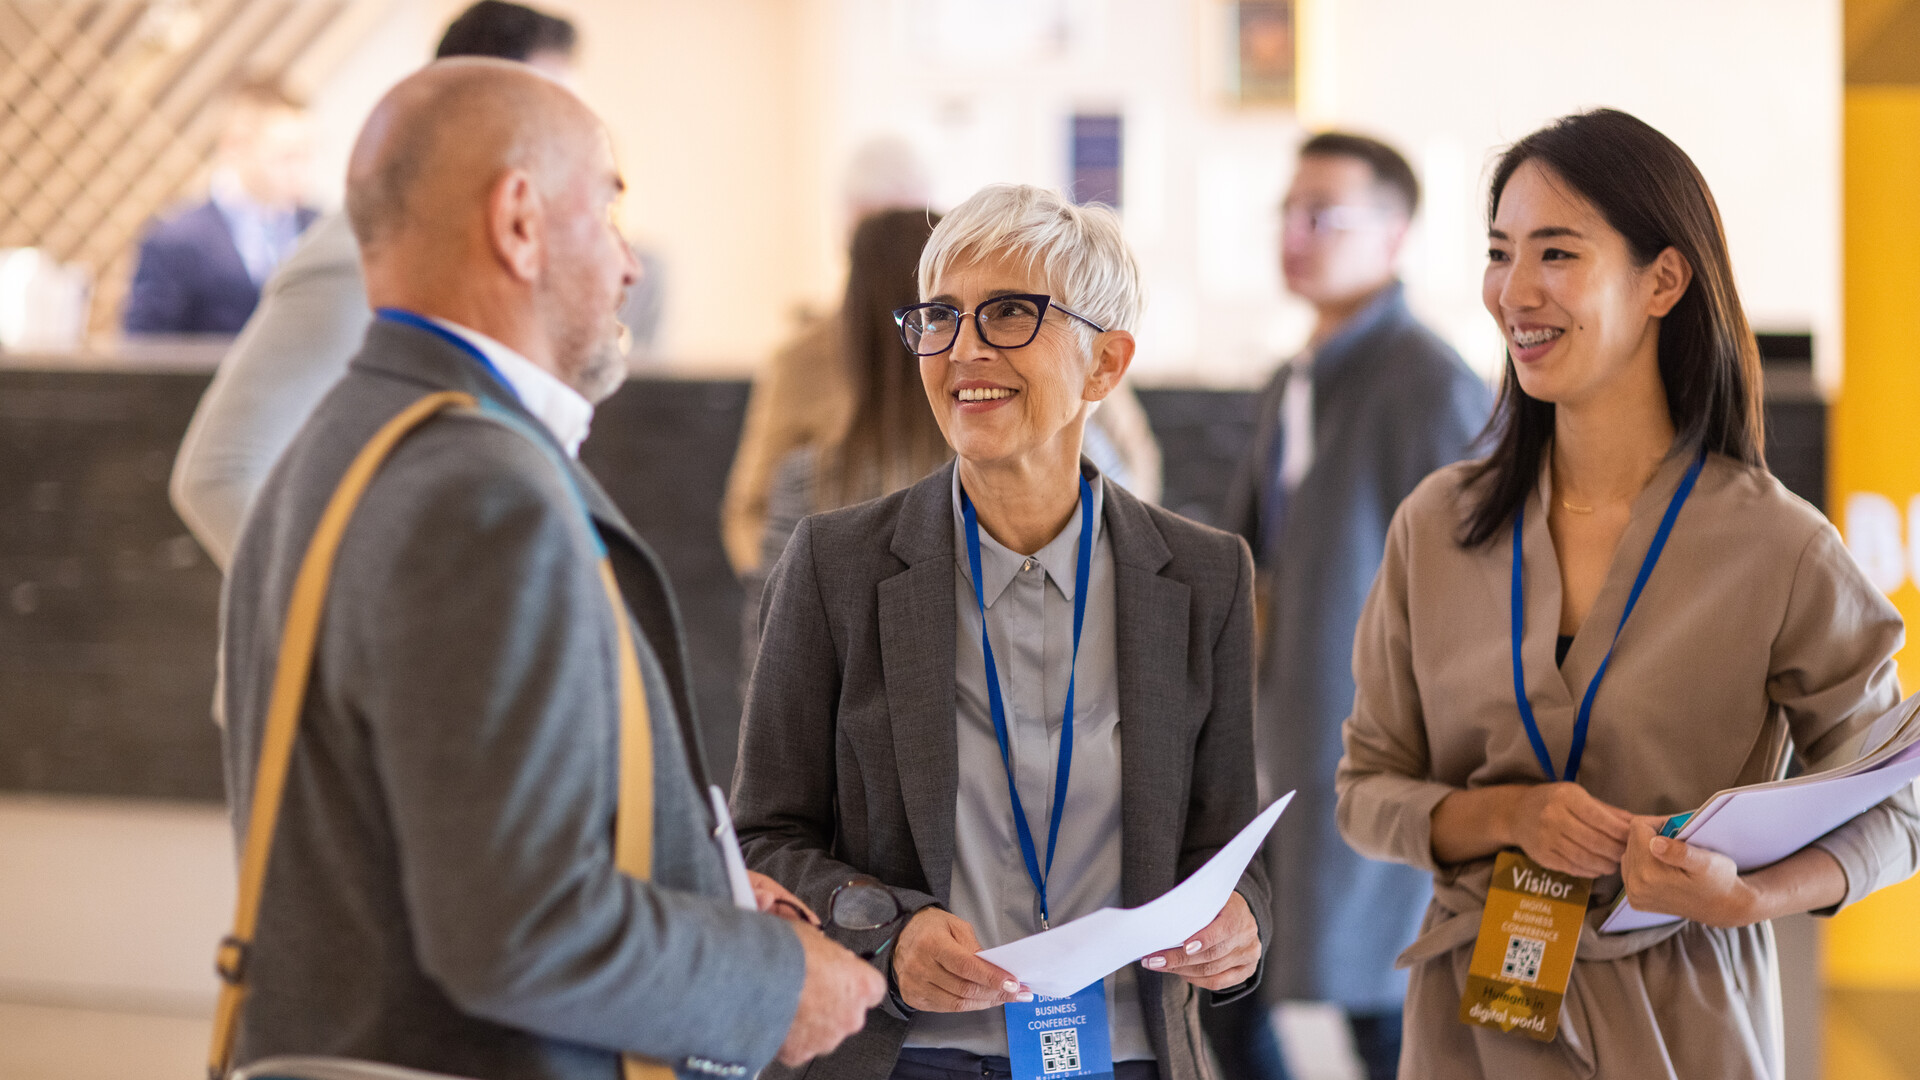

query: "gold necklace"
xmin=1552 ymin=441 xmax=1663 ymax=518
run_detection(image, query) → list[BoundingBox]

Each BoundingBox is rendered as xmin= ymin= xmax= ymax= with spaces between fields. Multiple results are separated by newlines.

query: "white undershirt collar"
xmin=424 ymin=316 xmax=594 ymax=457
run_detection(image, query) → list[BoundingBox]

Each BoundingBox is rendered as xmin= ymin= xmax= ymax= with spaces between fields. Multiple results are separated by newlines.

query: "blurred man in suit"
xmin=1211 ymin=132 xmax=1492 ymax=1080
xmin=218 ymin=59 xmax=882 ymax=1079
xmin=171 ymin=0 xmax=580 ymax=568
xmin=124 ymin=82 xmax=317 ymax=334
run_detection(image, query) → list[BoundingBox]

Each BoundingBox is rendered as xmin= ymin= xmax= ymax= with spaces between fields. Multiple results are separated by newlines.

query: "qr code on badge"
xmin=1501 ymin=933 xmax=1546 ymax=984
xmin=1040 ymin=1028 xmax=1081 ymax=1074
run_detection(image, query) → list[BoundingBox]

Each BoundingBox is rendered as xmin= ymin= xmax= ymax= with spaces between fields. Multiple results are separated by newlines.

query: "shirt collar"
xmin=951 ymin=462 xmax=1106 ymax=609
xmin=208 ymin=169 xmax=303 ymax=285
xmin=424 ymin=316 xmax=595 ymax=457
xmin=207 ymin=169 xmax=261 ymax=218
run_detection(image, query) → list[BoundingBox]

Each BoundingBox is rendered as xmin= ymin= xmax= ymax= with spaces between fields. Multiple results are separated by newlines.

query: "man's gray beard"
xmin=576 ymin=330 xmax=629 ymax=404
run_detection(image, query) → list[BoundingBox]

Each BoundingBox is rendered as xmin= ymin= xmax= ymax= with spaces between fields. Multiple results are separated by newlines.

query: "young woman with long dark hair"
xmin=1335 ymin=108 xmax=1918 ymax=1076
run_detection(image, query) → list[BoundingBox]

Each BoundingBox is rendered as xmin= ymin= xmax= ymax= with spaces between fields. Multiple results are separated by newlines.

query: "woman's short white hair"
xmin=917 ymin=184 xmax=1143 ymax=335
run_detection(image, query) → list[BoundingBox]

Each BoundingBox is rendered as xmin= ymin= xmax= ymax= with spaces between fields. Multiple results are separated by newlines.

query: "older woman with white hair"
xmin=732 ymin=184 xmax=1270 ymax=1080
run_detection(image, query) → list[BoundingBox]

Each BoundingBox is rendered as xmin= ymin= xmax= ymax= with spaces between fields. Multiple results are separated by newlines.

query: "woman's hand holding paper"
xmin=1621 ymin=817 xmax=1755 ymax=926
xmin=1139 ymin=890 xmax=1260 ymax=991
xmin=1622 ymin=816 xmax=1850 ymax=928
xmin=894 ymin=907 xmax=1032 ymax=1012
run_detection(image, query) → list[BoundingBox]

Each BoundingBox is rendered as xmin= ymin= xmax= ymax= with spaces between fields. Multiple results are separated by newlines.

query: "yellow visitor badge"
xmin=1459 ymin=850 xmax=1591 ymax=1043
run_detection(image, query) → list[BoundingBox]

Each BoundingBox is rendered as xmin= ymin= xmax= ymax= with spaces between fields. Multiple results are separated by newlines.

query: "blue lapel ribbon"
xmin=1511 ymin=451 xmax=1706 ymax=783
xmin=961 ymin=474 xmax=1095 ymax=930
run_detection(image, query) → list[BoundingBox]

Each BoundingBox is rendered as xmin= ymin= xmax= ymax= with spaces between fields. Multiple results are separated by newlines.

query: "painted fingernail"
xmin=1143 ymin=955 xmax=1167 ymax=969
xmin=1014 ymin=993 xmax=1035 ymax=1003
xmin=1002 ymin=980 xmax=1020 ymax=993
xmin=1184 ymin=940 xmax=1203 ymax=955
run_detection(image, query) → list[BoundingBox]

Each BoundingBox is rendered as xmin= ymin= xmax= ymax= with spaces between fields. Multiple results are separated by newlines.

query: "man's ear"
xmin=488 ymin=168 xmax=544 ymax=283
xmin=1647 ymin=246 xmax=1693 ymax=318
xmin=1082 ymin=330 xmax=1136 ymax=402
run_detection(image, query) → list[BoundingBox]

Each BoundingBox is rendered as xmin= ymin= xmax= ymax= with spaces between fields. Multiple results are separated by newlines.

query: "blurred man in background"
xmin=123 ymin=82 xmax=316 ymax=335
xmin=436 ymin=0 xmax=578 ymax=70
xmin=1212 ymin=132 xmax=1491 ymax=1080
xmin=170 ymin=0 xmax=580 ymax=568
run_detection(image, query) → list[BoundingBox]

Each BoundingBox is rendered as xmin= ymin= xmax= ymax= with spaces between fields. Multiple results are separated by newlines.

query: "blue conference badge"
xmin=1005 ymin=980 xmax=1114 ymax=1080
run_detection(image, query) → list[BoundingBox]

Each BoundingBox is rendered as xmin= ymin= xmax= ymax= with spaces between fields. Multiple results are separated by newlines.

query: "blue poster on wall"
xmin=1070 ymin=114 xmax=1122 ymax=209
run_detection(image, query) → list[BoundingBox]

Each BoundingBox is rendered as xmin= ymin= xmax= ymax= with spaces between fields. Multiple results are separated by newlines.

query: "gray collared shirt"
xmin=903 ymin=463 xmax=1152 ymax=1062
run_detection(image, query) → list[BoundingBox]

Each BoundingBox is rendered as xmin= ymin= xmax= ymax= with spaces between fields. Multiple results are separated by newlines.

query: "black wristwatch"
xmin=885 ymin=947 xmax=917 ymax=1015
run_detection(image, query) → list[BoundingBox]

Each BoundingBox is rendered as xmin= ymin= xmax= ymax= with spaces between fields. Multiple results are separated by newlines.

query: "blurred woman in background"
xmin=735 ymin=209 xmax=950 ymax=676
xmin=761 ymin=209 xmax=955 ymax=565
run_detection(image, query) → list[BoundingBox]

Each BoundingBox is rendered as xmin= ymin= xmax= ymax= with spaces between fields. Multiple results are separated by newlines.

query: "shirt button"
xmin=1021 ymin=558 xmax=1035 ymax=572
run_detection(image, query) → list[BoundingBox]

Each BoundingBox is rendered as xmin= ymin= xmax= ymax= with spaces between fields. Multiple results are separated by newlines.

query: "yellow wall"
xmin=1827 ymin=84 xmax=1920 ymax=1079
xmin=1835 ymin=91 xmax=1920 ymax=691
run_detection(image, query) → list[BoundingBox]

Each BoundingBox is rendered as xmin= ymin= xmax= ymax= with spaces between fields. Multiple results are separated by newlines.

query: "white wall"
xmin=1301 ymin=0 xmax=1842 ymax=386
xmin=295 ymin=0 xmax=834 ymax=370
xmin=293 ymin=0 xmax=1840 ymax=384
xmin=811 ymin=0 xmax=1839 ymax=385
xmin=811 ymin=0 xmax=1309 ymax=386
xmin=572 ymin=0 xmax=832 ymax=370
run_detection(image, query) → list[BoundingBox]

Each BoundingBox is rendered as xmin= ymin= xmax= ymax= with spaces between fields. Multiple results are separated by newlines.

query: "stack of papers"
xmin=977 ymin=793 xmax=1292 ymax=997
xmin=1600 ymin=694 xmax=1920 ymax=933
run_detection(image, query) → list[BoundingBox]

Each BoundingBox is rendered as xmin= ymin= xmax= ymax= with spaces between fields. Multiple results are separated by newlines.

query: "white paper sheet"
xmin=707 ymin=785 xmax=758 ymax=911
xmin=977 ymin=793 xmax=1292 ymax=997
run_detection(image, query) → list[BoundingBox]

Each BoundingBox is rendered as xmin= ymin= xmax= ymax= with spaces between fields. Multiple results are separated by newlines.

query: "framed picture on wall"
xmin=1232 ymin=0 xmax=1295 ymax=106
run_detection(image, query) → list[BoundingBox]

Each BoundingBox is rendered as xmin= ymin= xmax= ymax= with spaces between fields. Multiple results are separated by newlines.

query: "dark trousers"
xmin=890 ymin=1047 xmax=1162 ymax=1080
xmin=1201 ymin=994 xmax=1402 ymax=1080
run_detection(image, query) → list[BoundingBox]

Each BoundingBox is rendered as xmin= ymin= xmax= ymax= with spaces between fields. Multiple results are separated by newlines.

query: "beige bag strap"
xmin=208 ymin=391 xmax=673 ymax=1080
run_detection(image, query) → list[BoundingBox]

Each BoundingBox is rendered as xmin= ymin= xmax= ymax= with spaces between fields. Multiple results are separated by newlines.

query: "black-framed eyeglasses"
xmin=892 ymin=294 xmax=1106 ymax=357
xmin=827 ymin=879 xmax=912 ymax=961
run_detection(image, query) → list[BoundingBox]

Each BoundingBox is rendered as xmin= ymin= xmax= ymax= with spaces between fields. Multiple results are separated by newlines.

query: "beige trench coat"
xmin=1336 ymin=449 xmax=1917 ymax=1078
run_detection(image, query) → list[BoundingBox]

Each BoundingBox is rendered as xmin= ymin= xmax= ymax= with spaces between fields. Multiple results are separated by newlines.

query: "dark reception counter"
xmin=0 ymin=346 xmax=1823 ymax=804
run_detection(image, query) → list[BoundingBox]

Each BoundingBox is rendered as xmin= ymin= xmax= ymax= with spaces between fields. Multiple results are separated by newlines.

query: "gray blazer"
xmin=221 ymin=319 xmax=805 ymax=1080
xmin=1222 ymin=282 xmax=1491 ymax=1010
xmin=732 ymin=461 xmax=1269 ymax=1080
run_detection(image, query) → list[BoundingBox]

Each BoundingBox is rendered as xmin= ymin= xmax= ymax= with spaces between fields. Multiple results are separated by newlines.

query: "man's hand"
xmin=1509 ymin=782 xmax=1634 ymax=878
xmin=750 ymin=870 xmax=819 ymax=925
xmin=1139 ymin=891 xmax=1260 ymax=991
xmin=1621 ymin=817 xmax=1754 ymax=927
xmin=777 ymin=922 xmax=884 ymax=1067
xmin=892 ymin=907 xmax=1030 ymax=1012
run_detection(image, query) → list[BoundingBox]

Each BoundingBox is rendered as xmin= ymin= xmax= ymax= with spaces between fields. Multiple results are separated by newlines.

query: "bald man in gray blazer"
xmin=219 ymin=60 xmax=879 ymax=1080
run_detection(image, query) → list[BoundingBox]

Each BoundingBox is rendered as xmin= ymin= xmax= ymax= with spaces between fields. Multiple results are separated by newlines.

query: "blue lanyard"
xmin=375 ymin=308 xmax=521 ymax=405
xmin=1511 ymin=451 xmax=1705 ymax=783
xmin=961 ymin=475 xmax=1095 ymax=930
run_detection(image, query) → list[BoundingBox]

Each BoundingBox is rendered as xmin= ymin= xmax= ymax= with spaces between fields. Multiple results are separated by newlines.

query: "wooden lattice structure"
xmin=0 ymin=0 xmax=386 ymax=334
